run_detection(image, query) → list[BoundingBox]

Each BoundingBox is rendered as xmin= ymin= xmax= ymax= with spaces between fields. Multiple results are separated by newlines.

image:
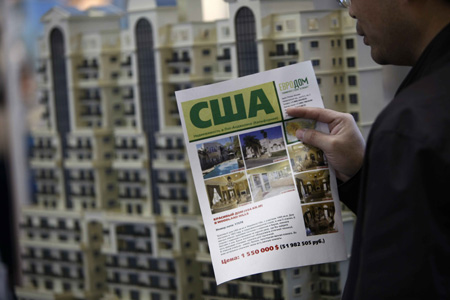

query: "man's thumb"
xmin=295 ymin=129 xmax=329 ymax=151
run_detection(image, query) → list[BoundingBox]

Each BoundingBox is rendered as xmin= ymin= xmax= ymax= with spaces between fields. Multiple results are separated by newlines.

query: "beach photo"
xmin=197 ymin=135 xmax=244 ymax=179
xmin=204 ymin=172 xmax=252 ymax=214
xmin=239 ymin=126 xmax=288 ymax=169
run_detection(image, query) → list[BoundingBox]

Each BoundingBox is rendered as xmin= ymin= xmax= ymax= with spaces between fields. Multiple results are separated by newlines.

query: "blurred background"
xmin=0 ymin=0 xmax=410 ymax=299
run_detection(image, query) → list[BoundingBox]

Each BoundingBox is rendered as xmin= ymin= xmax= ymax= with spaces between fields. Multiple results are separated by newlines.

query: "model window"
xmin=347 ymin=57 xmax=356 ymax=67
xmin=288 ymin=43 xmax=297 ymax=54
xmin=346 ymin=38 xmax=355 ymax=49
xmin=235 ymin=7 xmax=259 ymax=76
xmin=349 ymin=93 xmax=358 ymax=104
xmin=348 ymin=75 xmax=357 ymax=86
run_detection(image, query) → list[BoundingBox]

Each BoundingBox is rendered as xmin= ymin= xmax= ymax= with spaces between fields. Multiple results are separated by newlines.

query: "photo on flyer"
xmin=204 ymin=172 xmax=253 ymax=214
xmin=294 ymin=169 xmax=333 ymax=204
xmin=239 ymin=125 xmax=288 ymax=169
xmin=288 ymin=142 xmax=328 ymax=173
xmin=302 ymin=202 xmax=338 ymax=236
xmin=197 ymin=135 xmax=245 ymax=179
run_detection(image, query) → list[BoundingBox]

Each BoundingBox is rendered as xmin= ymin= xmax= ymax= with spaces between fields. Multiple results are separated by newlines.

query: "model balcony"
xmin=106 ymin=279 xmax=176 ymax=291
xmin=155 ymin=143 xmax=184 ymax=150
xmin=77 ymin=60 xmax=99 ymax=71
xmin=67 ymin=141 xmax=92 ymax=150
xmin=21 ymin=221 xmax=81 ymax=232
xmin=269 ymin=50 xmax=299 ymax=58
xmin=30 ymin=152 xmax=56 ymax=161
xmin=156 ymin=178 xmax=187 ymax=184
xmin=70 ymin=190 xmax=96 ymax=197
xmin=167 ymin=72 xmax=192 ymax=84
xmin=238 ymin=276 xmax=283 ymax=286
xmin=78 ymin=72 xmax=99 ymax=80
xmin=166 ymin=56 xmax=191 ymax=64
xmin=69 ymin=174 xmax=95 ymax=181
xmin=216 ymin=54 xmax=231 ymax=61
xmin=36 ymin=64 xmax=47 ymax=74
xmin=118 ymin=193 xmax=146 ymax=200
xmin=106 ymin=263 xmax=175 ymax=275
xmin=116 ymin=227 xmax=150 ymax=237
xmin=115 ymin=141 xmax=141 ymax=150
xmin=214 ymin=69 xmax=233 ymax=82
xmin=320 ymin=290 xmax=342 ymax=297
xmin=33 ymin=269 xmax=84 ymax=281
xmin=117 ymin=177 xmax=145 ymax=184
xmin=168 ymin=91 xmax=176 ymax=102
xmin=34 ymin=173 xmax=56 ymax=180
xmin=158 ymin=195 xmax=188 ymax=201
xmin=32 ymin=140 xmax=54 ymax=150
xmin=170 ymin=109 xmax=180 ymax=119
xmin=79 ymin=95 xmax=100 ymax=103
xmin=124 ymin=108 xmax=136 ymax=116
xmin=117 ymin=246 xmax=152 ymax=255
xmin=80 ymin=109 xmax=102 ymax=117
xmin=121 ymin=56 xmax=132 ymax=67
xmin=123 ymin=92 xmax=134 ymax=101
xmin=36 ymin=190 xmax=60 ymax=197
xmin=39 ymin=94 xmax=49 ymax=104
xmin=319 ymin=271 xmax=340 ymax=278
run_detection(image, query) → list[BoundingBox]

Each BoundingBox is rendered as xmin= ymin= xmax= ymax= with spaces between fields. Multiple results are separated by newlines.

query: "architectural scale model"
xmin=15 ymin=0 xmax=388 ymax=299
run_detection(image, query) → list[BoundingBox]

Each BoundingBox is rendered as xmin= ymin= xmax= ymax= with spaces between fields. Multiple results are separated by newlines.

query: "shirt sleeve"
xmin=337 ymin=169 xmax=361 ymax=214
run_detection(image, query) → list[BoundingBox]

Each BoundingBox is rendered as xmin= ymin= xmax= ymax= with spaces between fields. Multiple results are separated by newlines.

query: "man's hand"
xmin=286 ymin=107 xmax=365 ymax=182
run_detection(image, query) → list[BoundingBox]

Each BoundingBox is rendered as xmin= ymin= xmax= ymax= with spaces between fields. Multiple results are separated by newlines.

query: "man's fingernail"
xmin=296 ymin=129 xmax=305 ymax=140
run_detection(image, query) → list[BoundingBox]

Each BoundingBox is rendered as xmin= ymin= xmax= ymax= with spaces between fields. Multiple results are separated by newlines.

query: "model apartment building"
xmin=16 ymin=0 xmax=385 ymax=299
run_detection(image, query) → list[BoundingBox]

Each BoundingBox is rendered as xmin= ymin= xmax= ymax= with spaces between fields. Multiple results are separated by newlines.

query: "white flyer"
xmin=176 ymin=61 xmax=347 ymax=284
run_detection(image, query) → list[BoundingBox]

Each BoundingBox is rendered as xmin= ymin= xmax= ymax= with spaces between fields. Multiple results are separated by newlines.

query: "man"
xmin=287 ymin=0 xmax=450 ymax=298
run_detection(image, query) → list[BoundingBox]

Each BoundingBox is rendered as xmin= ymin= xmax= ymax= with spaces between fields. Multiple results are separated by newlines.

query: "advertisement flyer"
xmin=176 ymin=61 xmax=347 ymax=285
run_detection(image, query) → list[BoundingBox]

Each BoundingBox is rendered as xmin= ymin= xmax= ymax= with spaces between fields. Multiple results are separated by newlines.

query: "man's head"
xmin=344 ymin=0 xmax=450 ymax=66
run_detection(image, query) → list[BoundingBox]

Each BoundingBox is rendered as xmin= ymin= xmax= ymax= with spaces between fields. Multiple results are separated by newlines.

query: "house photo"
xmin=288 ymin=142 xmax=328 ymax=172
xmin=239 ymin=126 xmax=287 ymax=169
xmin=204 ymin=171 xmax=252 ymax=214
xmin=246 ymin=160 xmax=295 ymax=202
xmin=294 ymin=169 xmax=332 ymax=203
xmin=302 ymin=202 xmax=337 ymax=236
xmin=197 ymin=135 xmax=244 ymax=179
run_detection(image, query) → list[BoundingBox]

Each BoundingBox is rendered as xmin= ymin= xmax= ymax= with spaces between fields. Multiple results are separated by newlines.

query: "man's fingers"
xmin=296 ymin=128 xmax=331 ymax=151
xmin=286 ymin=107 xmax=340 ymax=124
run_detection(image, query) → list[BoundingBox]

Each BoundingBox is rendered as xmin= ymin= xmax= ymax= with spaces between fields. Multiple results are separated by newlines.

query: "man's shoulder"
xmin=372 ymin=62 xmax=450 ymax=144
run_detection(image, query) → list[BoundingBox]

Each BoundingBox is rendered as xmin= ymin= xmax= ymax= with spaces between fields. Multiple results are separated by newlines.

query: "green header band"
xmin=182 ymin=82 xmax=282 ymax=142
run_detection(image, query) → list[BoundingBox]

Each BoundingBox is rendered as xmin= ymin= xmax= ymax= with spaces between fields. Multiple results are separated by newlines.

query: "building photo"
xmin=204 ymin=172 xmax=251 ymax=214
xmin=239 ymin=126 xmax=287 ymax=169
xmin=294 ymin=169 xmax=332 ymax=203
xmin=288 ymin=142 xmax=328 ymax=172
xmin=302 ymin=202 xmax=337 ymax=236
xmin=284 ymin=118 xmax=317 ymax=143
xmin=246 ymin=160 xmax=295 ymax=202
xmin=197 ymin=135 xmax=244 ymax=179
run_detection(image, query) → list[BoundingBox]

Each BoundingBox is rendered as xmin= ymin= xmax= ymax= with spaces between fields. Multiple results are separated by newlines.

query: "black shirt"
xmin=340 ymin=23 xmax=450 ymax=299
